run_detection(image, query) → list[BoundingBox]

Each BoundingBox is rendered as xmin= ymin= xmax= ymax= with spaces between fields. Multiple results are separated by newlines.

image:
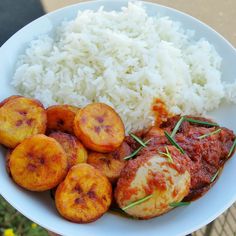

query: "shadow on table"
xmin=0 ymin=0 xmax=45 ymax=46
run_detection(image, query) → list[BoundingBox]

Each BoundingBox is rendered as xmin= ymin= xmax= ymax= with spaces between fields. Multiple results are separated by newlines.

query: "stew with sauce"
xmin=126 ymin=115 xmax=235 ymax=201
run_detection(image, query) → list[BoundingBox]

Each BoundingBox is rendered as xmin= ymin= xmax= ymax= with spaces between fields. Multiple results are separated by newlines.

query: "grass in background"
xmin=0 ymin=195 xmax=48 ymax=236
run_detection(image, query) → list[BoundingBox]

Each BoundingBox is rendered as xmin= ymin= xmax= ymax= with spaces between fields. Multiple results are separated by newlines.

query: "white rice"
xmin=12 ymin=2 xmax=236 ymax=132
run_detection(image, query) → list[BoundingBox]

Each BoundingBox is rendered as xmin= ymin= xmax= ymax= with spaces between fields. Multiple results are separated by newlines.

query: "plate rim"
xmin=0 ymin=1 xmax=236 ymax=236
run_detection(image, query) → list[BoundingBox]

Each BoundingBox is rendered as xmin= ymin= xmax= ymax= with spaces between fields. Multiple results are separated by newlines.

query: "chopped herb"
xmin=122 ymin=194 xmax=152 ymax=211
xmin=227 ymin=138 xmax=236 ymax=158
xmin=164 ymin=131 xmax=185 ymax=154
xmin=124 ymin=139 xmax=151 ymax=160
xmin=124 ymin=146 xmax=143 ymax=160
xmin=159 ymin=146 xmax=174 ymax=163
xmin=198 ymin=128 xmax=222 ymax=139
xmin=185 ymin=118 xmax=219 ymax=127
xmin=171 ymin=116 xmax=185 ymax=137
xmin=169 ymin=201 xmax=190 ymax=207
xmin=129 ymin=132 xmax=147 ymax=147
xmin=211 ymin=169 xmax=220 ymax=183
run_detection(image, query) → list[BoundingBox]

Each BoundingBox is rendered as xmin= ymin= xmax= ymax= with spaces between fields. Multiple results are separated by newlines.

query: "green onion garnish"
xmin=122 ymin=194 xmax=152 ymax=211
xmin=197 ymin=128 xmax=222 ymax=139
xmin=227 ymin=138 xmax=236 ymax=158
xmin=159 ymin=146 xmax=174 ymax=163
xmin=129 ymin=132 xmax=147 ymax=147
xmin=185 ymin=118 xmax=219 ymax=127
xmin=169 ymin=201 xmax=190 ymax=207
xmin=171 ymin=116 xmax=185 ymax=137
xmin=164 ymin=131 xmax=185 ymax=154
xmin=124 ymin=139 xmax=151 ymax=160
xmin=170 ymin=117 xmax=219 ymax=139
xmin=210 ymin=169 xmax=220 ymax=183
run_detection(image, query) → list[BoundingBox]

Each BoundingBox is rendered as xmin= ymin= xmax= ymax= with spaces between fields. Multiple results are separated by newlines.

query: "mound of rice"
xmin=12 ymin=2 xmax=235 ymax=132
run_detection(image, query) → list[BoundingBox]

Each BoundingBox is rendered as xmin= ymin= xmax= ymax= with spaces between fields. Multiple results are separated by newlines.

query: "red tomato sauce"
xmin=126 ymin=115 xmax=235 ymax=201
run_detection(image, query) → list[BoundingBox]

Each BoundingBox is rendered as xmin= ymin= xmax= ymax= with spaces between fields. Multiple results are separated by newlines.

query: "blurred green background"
xmin=0 ymin=196 xmax=48 ymax=236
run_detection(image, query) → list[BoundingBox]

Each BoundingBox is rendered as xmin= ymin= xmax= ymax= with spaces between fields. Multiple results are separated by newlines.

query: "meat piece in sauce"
xmin=115 ymin=146 xmax=191 ymax=219
xmin=134 ymin=115 xmax=235 ymax=201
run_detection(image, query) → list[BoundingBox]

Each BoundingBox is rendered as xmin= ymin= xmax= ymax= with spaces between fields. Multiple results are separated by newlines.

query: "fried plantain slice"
xmin=49 ymin=131 xmax=88 ymax=169
xmin=0 ymin=95 xmax=23 ymax=107
xmin=87 ymin=142 xmax=131 ymax=183
xmin=9 ymin=134 xmax=68 ymax=191
xmin=55 ymin=163 xmax=112 ymax=223
xmin=46 ymin=105 xmax=80 ymax=134
xmin=0 ymin=96 xmax=47 ymax=148
xmin=74 ymin=103 xmax=125 ymax=152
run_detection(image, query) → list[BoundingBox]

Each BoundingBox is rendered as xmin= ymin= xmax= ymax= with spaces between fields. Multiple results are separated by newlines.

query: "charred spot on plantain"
xmin=74 ymin=197 xmax=85 ymax=205
xmin=87 ymin=190 xmax=97 ymax=199
xmin=104 ymin=125 xmax=112 ymax=133
xmin=74 ymin=184 xmax=83 ymax=194
xmin=102 ymin=195 xmax=107 ymax=201
xmin=18 ymin=110 xmax=27 ymax=116
xmin=94 ymin=126 xmax=101 ymax=134
xmin=57 ymin=119 xmax=65 ymax=126
xmin=15 ymin=120 xmax=23 ymax=126
xmin=27 ymin=152 xmax=34 ymax=160
xmin=27 ymin=163 xmax=37 ymax=171
xmin=26 ymin=118 xmax=34 ymax=126
xmin=39 ymin=157 xmax=45 ymax=165
xmin=96 ymin=116 xmax=104 ymax=123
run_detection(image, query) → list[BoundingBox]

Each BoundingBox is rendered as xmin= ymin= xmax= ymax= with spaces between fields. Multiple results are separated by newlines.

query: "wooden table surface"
xmin=42 ymin=0 xmax=236 ymax=47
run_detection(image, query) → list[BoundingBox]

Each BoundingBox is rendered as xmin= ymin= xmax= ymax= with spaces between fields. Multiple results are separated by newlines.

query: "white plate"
xmin=0 ymin=1 xmax=236 ymax=236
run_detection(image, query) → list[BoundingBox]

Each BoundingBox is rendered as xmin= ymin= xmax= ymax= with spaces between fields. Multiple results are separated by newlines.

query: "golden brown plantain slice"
xmin=9 ymin=134 xmax=68 ymax=191
xmin=46 ymin=105 xmax=80 ymax=134
xmin=87 ymin=142 xmax=131 ymax=183
xmin=0 ymin=96 xmax=47 ymax=148
xmin=49 ymin=131 xmax=88 ymax=169
xmin=74 ymin=103 xmax=125 ymax=152
xmin=55 ymin=163 xmax=112 ymax=223
xmin=0 ymin=95 xmax=22 ymax=107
